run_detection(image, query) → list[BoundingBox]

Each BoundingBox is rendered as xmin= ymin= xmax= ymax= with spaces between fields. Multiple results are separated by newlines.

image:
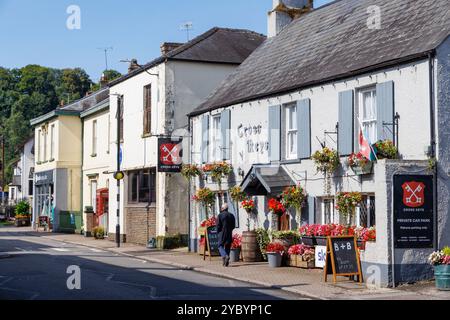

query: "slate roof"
xmin=190 ymin=0 xmax=450 ymax=116
xmin=109 ymin=27 xmax=266 ymax=86
xmin=30 ymin=88 xmax=109 ymax=126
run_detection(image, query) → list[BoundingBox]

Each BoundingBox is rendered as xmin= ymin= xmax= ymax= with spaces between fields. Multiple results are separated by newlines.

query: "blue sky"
xmin=0 ymin=0 xmax=332 ymax=82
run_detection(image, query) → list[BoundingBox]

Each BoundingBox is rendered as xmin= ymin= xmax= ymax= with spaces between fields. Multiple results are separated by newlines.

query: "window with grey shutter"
xmin=308 ymin=195 xmax=315 ymax=224
xmin=268 ymin=105 xmax=281 ymax=162
xmin=297 ymin=99 xmax=311 ymax=159
xmin=220 ymin=109 xmax=231 ymax=160
xmin=376 ymin=81 xmax=394 ymax=142
xmin=338 ymin=90 xmax=354 ymax=156
xmin=201 ymin=115 xmax=209 ymax=163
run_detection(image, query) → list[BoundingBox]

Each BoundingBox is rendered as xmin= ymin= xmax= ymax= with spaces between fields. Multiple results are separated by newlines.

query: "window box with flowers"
xmin=347 ymin=152 xmax=373 ymax=175
xmin=266 ymin=241 xmax=285 ymax=268
xmin=230 ymin=233 xmax=242 ymax=262
xmin=287 ymin=244 xmax=315 ymax=269
xmin=429 ymin=246 xmax=450 ymax=291
xmin=202 ymin=161 xmax=233 ymax=190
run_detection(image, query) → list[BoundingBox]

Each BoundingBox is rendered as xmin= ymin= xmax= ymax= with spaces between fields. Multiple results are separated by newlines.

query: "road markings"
xmin=52 ymin=248 xmax=70 ymax=252
xmin=89 ymin=248 xmax=105 ymax=253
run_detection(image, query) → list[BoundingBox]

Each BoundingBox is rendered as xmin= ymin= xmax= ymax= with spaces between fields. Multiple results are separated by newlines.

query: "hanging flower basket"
xmin=181 ymin=164 xmax=202 ymax=181
xmin=229 ymin=186 xmax=247 ymax=203
xmin=312 ymin=147 xmax=340 ymax=174
xmin=268 ymin=198 xmax=286 ymax=217
xmin=373 ymin=139 xmax=398 ymax=159
xmin=202 ymin=162 xmax=233 ymax=187
xmin=335 ymin=192 xmax=363 ymax=223
xmin=192 ymin=188 xmax=216 ymax=208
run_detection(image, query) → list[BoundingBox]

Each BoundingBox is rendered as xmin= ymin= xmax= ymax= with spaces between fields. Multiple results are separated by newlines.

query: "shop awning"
xmin=240 ymin=165 xmax=294 ymax=196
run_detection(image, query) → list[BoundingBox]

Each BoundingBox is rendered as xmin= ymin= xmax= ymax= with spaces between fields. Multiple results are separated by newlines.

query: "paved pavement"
xmin=0 ymin=227 xmax=308 ymax=300
xmin=1 ymin=227 xmax=449 ymax=300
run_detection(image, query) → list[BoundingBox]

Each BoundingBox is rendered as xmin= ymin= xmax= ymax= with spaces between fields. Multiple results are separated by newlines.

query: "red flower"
xmin=266 ymin=242 xmax=285 ymax=254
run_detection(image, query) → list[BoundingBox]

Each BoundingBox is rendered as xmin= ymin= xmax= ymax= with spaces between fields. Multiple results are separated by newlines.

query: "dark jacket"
xmin=217 ymin=210 xmax=236 ymax=247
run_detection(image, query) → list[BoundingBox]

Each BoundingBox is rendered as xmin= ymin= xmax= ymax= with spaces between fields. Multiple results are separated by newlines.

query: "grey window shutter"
xmin=226 ymin=193 xmax=239 ymax=229
xmin=297 ymin=99 xmax=311 ymax=159
xmin=201 ymin=115 xmax=209 ymax=163
xmin=376 ymin=81 xmax=394 ymax=142
xmin=338 ymin=90 xmax=354 ymax=155
xmin=220 ymin=109 xmax=231 ymax=160
xmin=268 ymin=105 xmax=281 ymax=162
xmin=308 ymin=196 xmax=315 ymax=224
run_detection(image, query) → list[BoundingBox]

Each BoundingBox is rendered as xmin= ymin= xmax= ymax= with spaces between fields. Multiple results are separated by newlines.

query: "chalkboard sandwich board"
xmin=323 ymin=236 xmax=363 ymax=284
xmin=203 ymin=226 xmax=220 ymax=261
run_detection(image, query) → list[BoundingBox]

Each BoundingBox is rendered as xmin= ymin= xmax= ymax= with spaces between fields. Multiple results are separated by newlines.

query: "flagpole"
xmin=357 ymin=117 xmax=378 ymax=161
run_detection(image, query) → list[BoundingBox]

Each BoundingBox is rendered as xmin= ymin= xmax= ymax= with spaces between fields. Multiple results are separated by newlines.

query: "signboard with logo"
xmin=158 ymin=138 xmax=183 ymax=173
xmin=35 ymin=170 xmax=54 ymax=186
xmin=393 ymin=175 xmax=434 ymax=248
xmin=315 ymin=245 xmax=327 ymax=269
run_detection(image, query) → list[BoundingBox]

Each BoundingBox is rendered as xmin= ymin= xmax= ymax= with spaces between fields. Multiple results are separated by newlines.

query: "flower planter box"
xmin=315 ymin=236 xmax=328 ymax=246
xmin=351 ymin=162 xmax=373 ymax=175
xmin=15 ymin=218 xmax=31 ymax=227
xmin=434 ymin=265 xmax=450 ymax=291
xmin=301 ymin=236 xmax=316 ymax=246
xmin=288 ymin=254 xmax=315 ymax=269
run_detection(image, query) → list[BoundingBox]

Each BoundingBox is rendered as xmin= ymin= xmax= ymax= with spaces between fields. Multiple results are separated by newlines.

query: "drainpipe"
xmin=428 ymin=52 xmax=438 ymax=250
xmin=80 ymin=120 xmax=85 ymax=234
xmin=187 ymin=115 xmax=192 ymax=252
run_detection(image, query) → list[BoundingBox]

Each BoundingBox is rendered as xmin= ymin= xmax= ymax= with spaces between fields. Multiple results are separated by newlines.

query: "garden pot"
xmin=267 ymin=252 xmax=283 ymax=268
xmin=357 ymin=239 xmax=366 ymax=250
xmin=434 ymin=265 xmax=450 ymax=291
xmin=301 ymin=236 xmax=316 ymax=246
xmin=351 ymin=162 xmax=373 ymax=175
xmin=315 ymin=236 xmax=328 ymax=246
xmin=242 ymin=231 xmax=261 ymax=262
xmin=230 ymin=248 xmax=241 ymax=262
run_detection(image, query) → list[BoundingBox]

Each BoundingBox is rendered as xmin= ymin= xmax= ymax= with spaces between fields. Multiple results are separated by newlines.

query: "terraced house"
xmin=188 ymin=0 xmax=450 ymax=286
xmin=107 ymin=27 xmax=265 ymax=245
xmin=30 ymin=89 xmax=109 ymax=232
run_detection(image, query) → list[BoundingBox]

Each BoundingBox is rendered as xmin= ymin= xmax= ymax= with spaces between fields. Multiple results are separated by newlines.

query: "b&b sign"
xmin=158 ymin=138 xmax=183 ymax=173
xmin=393 ymin=175 xmax=434 ymax=248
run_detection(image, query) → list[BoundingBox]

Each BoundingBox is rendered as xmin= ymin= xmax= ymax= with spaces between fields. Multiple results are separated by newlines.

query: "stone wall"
xmin=125 ymin=206 xmax=157 ymax=245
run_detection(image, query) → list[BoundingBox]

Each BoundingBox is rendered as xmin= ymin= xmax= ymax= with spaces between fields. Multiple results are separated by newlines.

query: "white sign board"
xmin=315 ymin=245 xmax=327 ymax=269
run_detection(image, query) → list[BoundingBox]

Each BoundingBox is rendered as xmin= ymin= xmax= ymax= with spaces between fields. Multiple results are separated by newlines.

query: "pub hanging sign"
xmin=393 ymin=174 xmax=434 ymax=249
xmin=158 ymin=137 xmax=183 ymax=173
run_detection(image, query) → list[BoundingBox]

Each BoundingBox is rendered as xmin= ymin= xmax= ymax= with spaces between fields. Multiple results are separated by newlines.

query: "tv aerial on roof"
xmin=180 ymin=21 xmax=194 ymax=41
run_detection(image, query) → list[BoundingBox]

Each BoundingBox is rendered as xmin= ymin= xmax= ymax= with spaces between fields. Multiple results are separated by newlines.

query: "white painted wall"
xmin=191 ymin=60 xmax=432 ymax=234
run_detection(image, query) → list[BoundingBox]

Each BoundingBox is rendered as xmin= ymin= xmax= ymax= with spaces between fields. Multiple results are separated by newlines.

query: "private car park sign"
xmin=393 ymin=175 xmax=434 ymax=248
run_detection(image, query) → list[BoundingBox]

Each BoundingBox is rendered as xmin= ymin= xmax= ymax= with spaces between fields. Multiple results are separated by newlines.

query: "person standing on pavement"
xmin=217 ymin=203 xmax=236 ymax=267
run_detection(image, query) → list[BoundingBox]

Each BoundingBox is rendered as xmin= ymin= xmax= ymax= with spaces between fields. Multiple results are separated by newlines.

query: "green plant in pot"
xmin=429 ymin=246 xmax=450 ymax=291
xmin=15 ymin=201 xmax=31 ymax=227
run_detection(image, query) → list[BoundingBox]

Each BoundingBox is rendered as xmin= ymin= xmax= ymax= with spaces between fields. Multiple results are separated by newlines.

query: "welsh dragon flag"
xmin=359 ymin=127 xmax=377 ymax=161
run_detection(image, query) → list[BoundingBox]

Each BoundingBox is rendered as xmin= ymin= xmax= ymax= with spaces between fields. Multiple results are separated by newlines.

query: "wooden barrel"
xmin=242 ymin=231 xmax=261 ymax=262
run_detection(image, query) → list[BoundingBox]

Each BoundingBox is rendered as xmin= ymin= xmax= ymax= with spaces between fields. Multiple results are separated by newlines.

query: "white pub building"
xmin=188 ymin=0 xmax=450 ymax=286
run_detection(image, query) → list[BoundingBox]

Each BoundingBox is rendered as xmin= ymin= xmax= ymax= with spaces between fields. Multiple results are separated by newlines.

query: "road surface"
xmin=0 ymin=228 xmax=308 ymax=300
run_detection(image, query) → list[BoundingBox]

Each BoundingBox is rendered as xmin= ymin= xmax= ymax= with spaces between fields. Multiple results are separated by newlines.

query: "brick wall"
xmin=125 ymin=206 xmax=156 ymax=245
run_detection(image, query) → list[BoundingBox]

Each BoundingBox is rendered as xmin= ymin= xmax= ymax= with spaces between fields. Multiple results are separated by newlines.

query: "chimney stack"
xmin=268 ymin=0 xmax=313 ymax=38
xmin=128 ymin=59 xmax=140 ymax=73
xmin=160 ymin=42 xmax=184 ymax=56
xmin=100 ymin=72 xmax=108 ymax=88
